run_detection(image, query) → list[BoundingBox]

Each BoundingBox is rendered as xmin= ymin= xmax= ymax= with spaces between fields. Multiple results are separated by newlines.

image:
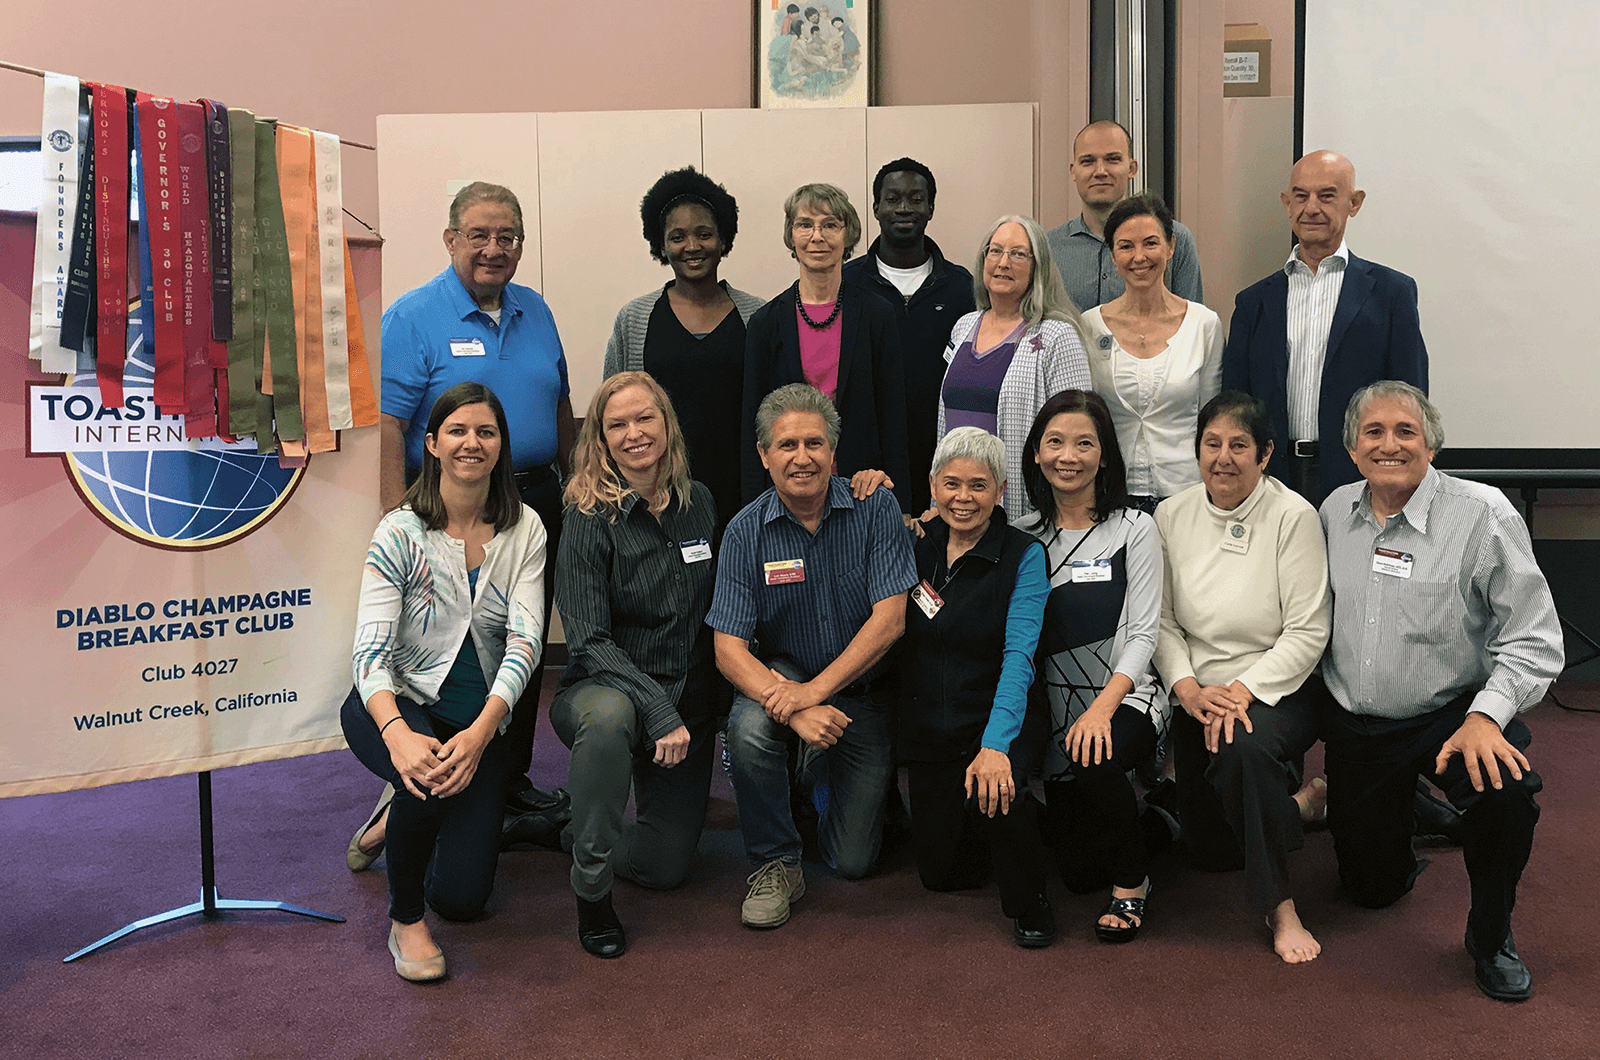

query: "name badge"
xmin=1219 ymin=521 xmax=1251 ymax=555
xmin=1069 ymin=559 xmax=1113 ymax=583
xmin=1372 ymin=547 xmax=1414 ymax=578
xmin=449 ymin=338 xmax=486 ymax=357
xmin=911 ymin=579 xmax=944 ymax=619
xmin=764 ymin=558 xmax=805 ymax=585
xmin=943 ymin=339 xmax=957 ymax=365
xmin=680 ymin=538 xmax=712 ymax=563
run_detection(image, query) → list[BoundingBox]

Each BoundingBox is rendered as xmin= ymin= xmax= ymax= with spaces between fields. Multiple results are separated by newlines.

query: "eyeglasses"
xmin=985 ymin=245 xmax=1033 ymax=263
xmin=793 ymin=218 xmax=846 ymax=236
xmin=452 ymin=229 xmax=522 ymax=251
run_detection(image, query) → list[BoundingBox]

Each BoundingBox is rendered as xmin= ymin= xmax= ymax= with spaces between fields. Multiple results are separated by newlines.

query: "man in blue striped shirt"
xmin=707 ymin=384 xmax=916 ymax=928
xmin=1316 ymin=381 xmax=1562 ymax=1002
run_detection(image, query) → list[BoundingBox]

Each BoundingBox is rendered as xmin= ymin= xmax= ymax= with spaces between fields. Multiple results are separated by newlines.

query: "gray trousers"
xmin=549 ymin=679 xmax=714 ymax=899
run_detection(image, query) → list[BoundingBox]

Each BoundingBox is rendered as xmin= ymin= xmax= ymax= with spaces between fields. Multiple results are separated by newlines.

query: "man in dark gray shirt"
xmin=1044 ymin=120 xmax=1203 ymax=311
xmin=1316 ymin=381 xmax=1562 ymax=1002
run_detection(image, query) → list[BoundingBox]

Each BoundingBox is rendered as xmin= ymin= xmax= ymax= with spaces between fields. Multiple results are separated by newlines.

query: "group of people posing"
xmin=342 ymin=122 xmax=1563 ymax=1007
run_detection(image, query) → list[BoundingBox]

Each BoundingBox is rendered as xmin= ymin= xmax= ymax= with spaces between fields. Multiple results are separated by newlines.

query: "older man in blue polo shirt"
xmin=348 ymin=182 xmax=576 ymax=869
xmin=708 ymin=383 xmax=916 ymax=928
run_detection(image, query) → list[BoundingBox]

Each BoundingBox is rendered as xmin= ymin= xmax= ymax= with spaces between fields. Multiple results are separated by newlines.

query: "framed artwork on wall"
xmin=754 ymin=0 xmax=871 ymax=108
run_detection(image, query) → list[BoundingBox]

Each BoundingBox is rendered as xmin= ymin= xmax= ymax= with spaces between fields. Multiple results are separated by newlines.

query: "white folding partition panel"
xmin=536 ymin=110 xmax=703 ymax=403
xmin=864 ymin=104 xmax=1036 ymax=276
xmin=700 ymin=106 xmax=870 ymax=308
xmin=377 ymin=105 xmax=1035 ymax=411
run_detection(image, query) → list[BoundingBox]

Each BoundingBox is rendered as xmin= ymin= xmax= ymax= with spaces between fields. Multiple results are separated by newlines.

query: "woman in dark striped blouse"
xmin=551 ymin=371 xmax=722 ymax=959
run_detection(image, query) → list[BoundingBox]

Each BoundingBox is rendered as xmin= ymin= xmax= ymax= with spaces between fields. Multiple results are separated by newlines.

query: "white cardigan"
xmin=1082 ymin=300 xmax=1222 ymax=499
xmin=938 ymin=312 xmax=1091 ymax=522
xmin=351 ymin=505 xmax=547 ymax=731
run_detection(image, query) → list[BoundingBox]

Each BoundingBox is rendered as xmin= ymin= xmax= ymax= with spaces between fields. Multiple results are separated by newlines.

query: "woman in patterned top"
xmin=340 ymin=381 xmax=547 ymax=982
xmin=1018 ymin=388 xmax=1167 ymax=942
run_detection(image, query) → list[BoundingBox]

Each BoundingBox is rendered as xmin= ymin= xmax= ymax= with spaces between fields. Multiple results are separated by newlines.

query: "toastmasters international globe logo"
xmin=27 ymin=311 xmax=304 ymax=550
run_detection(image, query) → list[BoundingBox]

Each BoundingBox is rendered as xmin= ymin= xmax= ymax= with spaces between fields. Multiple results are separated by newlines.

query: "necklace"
xmin=798 ymin=289 xmax=842 ymax=329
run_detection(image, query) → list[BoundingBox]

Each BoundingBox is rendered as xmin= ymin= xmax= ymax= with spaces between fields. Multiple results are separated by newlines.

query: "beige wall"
xmin=1 ymin=0 xmax=1093 ymax=232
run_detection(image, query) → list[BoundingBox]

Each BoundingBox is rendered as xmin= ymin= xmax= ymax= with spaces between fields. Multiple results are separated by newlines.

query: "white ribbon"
xmin=312 ymin=130 xmax=352 ymax=429
xmin=29 ymin=72 xmax=82 ymax=373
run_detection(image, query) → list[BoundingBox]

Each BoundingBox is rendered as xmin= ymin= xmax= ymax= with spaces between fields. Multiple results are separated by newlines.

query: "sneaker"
xmin=741 ymin=859 xmax=805 ymax=928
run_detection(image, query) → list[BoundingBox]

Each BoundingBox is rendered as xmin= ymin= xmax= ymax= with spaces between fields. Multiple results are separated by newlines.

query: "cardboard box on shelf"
xmin=1224 ymin=23 xmax=1272 ymax=97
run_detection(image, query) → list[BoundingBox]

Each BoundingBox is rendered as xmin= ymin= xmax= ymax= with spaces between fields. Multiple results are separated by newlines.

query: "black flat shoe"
xmin=1012 ymin=894 xmax=1056 ymax=949
xmin=1095 ymin=880 xmax=1151 ymax=943
xmin=577 ymin=892 xmax=627 ymax=959
xmin=1465 ymin=929 xmax=1531 ymax=1002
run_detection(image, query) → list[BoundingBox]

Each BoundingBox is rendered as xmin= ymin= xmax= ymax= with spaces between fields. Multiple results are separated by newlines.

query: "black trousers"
xmin=1043 ymin=705 xmax=1159 ymax=892
xmin=1316 ymin=684 xmax=1542 ymax=955
xmin=903 ymin=708 xmax=1050 ymax=917
xmin=341 ymin=688 xmax=519 ymax=924
xmin=1172 ymin=685 xmax=1320 ymax=913
xmin=502 ymin=465 xmax=563 ymax=783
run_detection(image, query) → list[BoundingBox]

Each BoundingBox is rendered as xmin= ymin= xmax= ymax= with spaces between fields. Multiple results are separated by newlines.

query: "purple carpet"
xmin=4 ymin=677 xmax=1598 ymax=1059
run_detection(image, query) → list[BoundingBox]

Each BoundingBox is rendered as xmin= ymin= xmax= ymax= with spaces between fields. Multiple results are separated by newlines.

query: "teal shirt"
xmin=430 ymin=567 xmax=490 ymax=728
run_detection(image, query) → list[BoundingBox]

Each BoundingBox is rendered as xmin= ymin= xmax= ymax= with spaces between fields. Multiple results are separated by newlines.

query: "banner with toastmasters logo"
xmin=1 ymin=214 xmax=383 ymax=797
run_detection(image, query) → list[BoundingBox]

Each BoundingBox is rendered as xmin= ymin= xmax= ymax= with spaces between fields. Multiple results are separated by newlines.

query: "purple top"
xmin=941 ymin=318 xmax=1024 ymax=435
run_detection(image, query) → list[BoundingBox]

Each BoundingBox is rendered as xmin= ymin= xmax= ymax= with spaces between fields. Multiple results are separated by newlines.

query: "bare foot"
xmin=1294 ymin=776 xmax=1328 ymax=824
xmin=1099 ymin=877 xmax=1150 ymax=931
xmin=391 ymin=917 xmax=442 ymax=963
xmin=358 ymin=806 xmax=389 ymax=854
xmin=1268 ymin=899 xmax=1321 ymax=964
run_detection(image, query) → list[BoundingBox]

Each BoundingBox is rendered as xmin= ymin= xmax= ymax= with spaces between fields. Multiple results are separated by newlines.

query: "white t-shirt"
xmin=875 ymin=256 xmax=933 ymax=299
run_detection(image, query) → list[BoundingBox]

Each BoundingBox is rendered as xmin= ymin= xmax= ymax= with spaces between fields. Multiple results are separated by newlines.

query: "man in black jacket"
xmin=843 ymin=158 xmax=975 ymax=513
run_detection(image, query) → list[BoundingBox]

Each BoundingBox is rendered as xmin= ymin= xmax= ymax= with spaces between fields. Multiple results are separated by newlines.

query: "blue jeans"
xmin=725 ymin=661 xmax=893 ymax=879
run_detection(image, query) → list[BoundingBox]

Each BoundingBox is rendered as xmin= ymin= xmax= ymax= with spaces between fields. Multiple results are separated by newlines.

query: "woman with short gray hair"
xmin=741 ymin=183 xmax=912 ymax=513
xmin=896 ymin=426 xmax=1056 ymax=947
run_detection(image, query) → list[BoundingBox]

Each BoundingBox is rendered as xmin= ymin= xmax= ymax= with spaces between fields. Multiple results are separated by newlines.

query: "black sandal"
xmin=1095 ymin=880 xmax=1151 ymax=943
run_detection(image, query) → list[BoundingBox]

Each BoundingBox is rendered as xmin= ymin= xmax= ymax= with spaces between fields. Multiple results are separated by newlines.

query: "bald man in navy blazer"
xmin=1222 ymin=150 xmax=1428 ymax=505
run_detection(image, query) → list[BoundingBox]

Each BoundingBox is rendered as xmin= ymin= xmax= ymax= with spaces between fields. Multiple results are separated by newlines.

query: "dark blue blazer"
xmin=1221 ymin=252 xmax=1429 ymax=495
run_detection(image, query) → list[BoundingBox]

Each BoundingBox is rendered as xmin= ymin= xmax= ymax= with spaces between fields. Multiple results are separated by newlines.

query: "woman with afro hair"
xmin=604 ymin=167 xmax=766 ymax=529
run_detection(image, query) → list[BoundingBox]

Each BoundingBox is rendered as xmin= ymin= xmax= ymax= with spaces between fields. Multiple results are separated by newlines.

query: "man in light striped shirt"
xmin=1222 ymin=151 xmax=1428 ymax=507
xmin=1316 ymin=381 xmax=1562 ymax=1003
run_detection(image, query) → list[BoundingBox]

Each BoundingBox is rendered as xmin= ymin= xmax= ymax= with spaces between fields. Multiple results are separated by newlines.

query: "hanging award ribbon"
xmin=29 ymin=71 xmax=83 ymax=374
xmin=225 ymin=107 xmax=258 ymax=440
xmin=137 ymin=94 xmax=187 ymax=410
xmin=276 ymin=125 xmax=334 ymax=453
xmin=60 ymin=86 xmax=97 ymax=354
xmin=92 ymin=84 xmax=131 ymax=407
xmin=177 ymin=102 xmax=218 ymax=439
xmin=342 ymin=235 xmax=378 ymax=428
xmin=312 ymin=130 xmax=353 ymax=431
xmin=254 ymin=118 xmax=302 ymax=444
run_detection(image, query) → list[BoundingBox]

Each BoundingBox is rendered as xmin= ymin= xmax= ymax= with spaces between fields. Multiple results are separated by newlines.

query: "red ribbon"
xmin=92 ymin=83 xmax=130 ymax=406
xmin=137 ymin=93 xmax=186 ymax=411
xmin=177 ymin=101 xmax=217 ymax=438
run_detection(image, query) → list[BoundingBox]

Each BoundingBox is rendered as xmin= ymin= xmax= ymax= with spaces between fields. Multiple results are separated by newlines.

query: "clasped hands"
xmin=760 ymin=671 xmax=851 ymax=749
xmin=385 ymin=722 xmax=491 ymax=800
xmin=1174 ymin=677 xmax=1256 ymax=753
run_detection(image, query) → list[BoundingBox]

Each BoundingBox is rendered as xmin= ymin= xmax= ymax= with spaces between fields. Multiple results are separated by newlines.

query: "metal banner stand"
xmin=64 ymin=770 xmax=343 ymax=962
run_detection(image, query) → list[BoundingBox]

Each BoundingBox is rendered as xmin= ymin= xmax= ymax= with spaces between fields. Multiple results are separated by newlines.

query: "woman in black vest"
xmin=897 ymin=426 xmax=1055 ymax=948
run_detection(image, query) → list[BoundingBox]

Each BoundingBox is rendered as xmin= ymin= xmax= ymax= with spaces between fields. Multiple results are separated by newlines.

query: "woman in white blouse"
xmin=1081 ymin=194 xmax=1222 ymax=513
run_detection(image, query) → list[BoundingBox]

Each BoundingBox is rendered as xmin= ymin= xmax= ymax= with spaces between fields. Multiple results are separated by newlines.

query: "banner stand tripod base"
xmin=63 ymin=770 xmax=344 ymax=963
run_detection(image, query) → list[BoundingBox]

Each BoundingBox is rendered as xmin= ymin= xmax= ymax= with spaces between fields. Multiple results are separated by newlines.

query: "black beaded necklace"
xmin=797 ymin=287 xmax=842 ymax=329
